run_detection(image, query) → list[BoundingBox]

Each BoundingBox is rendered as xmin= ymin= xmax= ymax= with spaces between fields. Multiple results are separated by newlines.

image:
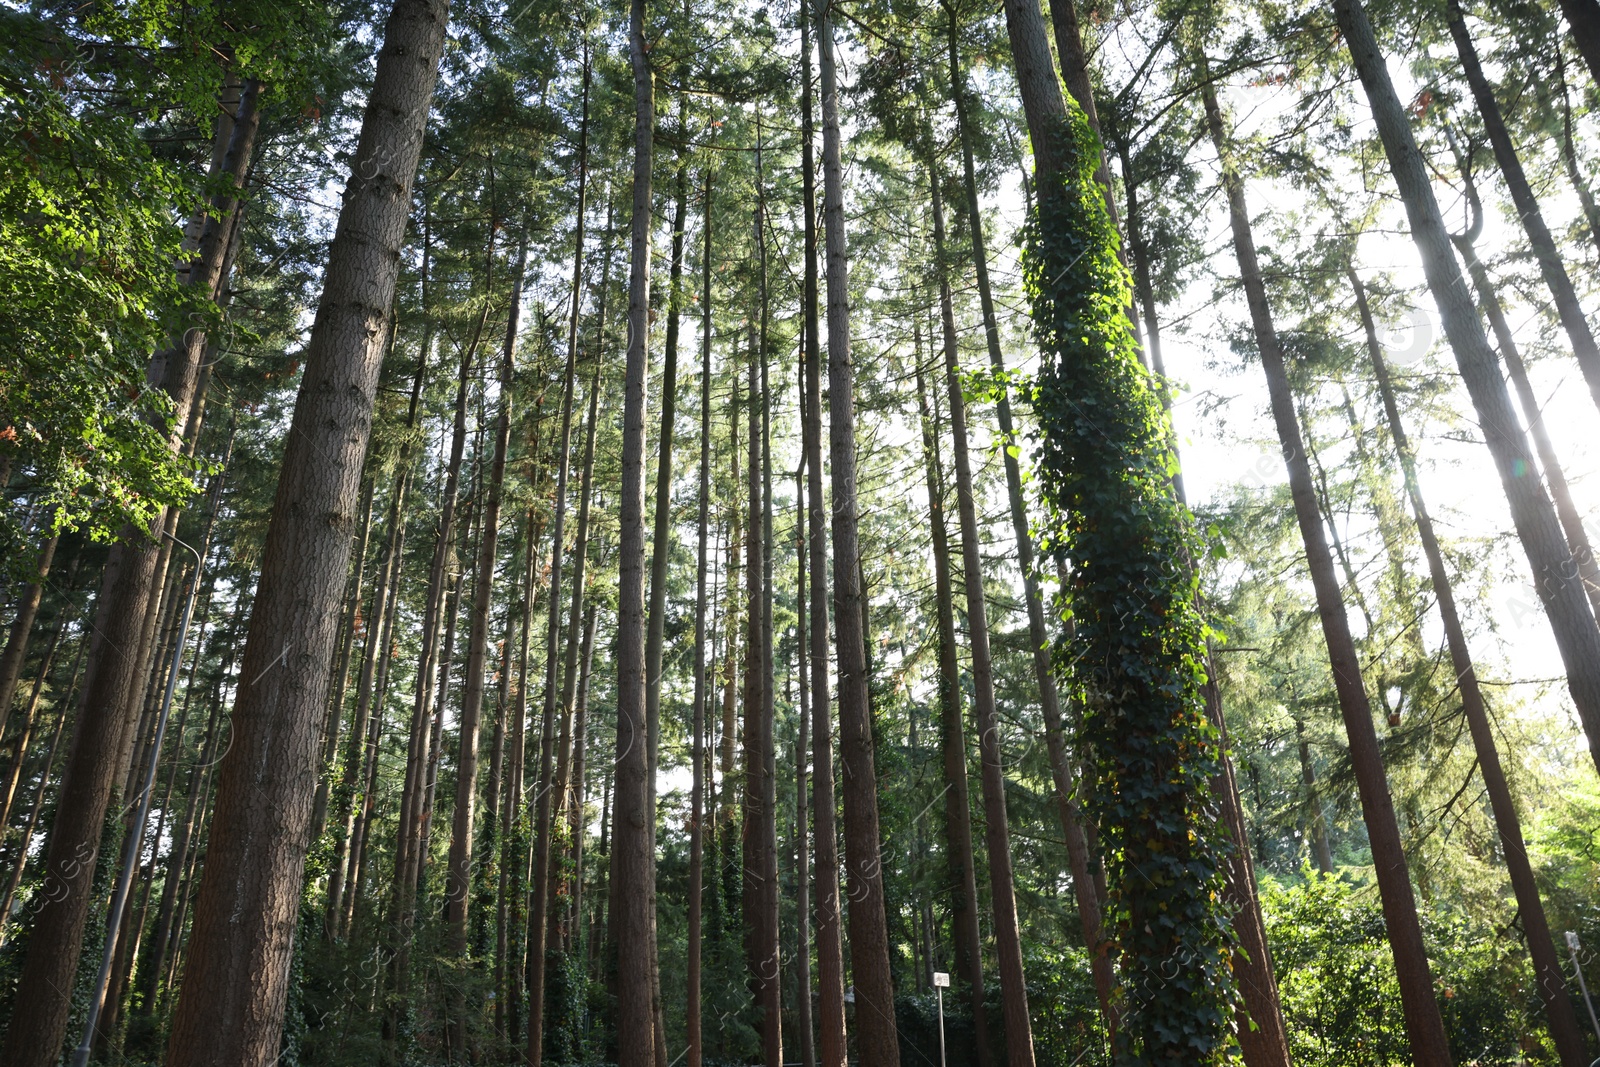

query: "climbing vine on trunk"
xmin=1023 ymin=99 xmax=1237 ymax=1063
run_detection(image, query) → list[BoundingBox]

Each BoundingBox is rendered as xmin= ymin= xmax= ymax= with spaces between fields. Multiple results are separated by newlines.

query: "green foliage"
xmin=1024 ymin=98 xmax=1237 ymax=1063
xmin=1264 ymin=873 xmax=1561 ymax=1066
xmin=0 ymin=8 xmax=206 ymax=548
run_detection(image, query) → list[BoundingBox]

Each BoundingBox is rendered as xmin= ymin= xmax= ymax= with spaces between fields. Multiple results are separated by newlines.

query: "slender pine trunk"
xmin=1353 ymin=267 xmax=1590 ymax=1067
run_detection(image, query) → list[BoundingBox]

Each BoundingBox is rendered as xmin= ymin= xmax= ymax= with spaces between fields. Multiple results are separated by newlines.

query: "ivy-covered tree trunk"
xmin=1000 ymin=0 xmax=1238 ymax=1057
xmin=1352 ymin=267 xmax=1590 ymax=1067
xmin=946 ymin=15 xmax=1116 ymax=1025
xmin=1201 ymin=74 xmax=1453 ymax=1067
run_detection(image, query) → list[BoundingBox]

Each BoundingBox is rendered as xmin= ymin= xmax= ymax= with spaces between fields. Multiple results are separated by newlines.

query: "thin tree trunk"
xmin=1444 ymin=0 xmax=1600 ymax=418
xmin=529 ymin=193 xmax=586 ymax=1060
xmin=1333 ymin=0 xmax=1600 ymax=781
xmin=449 ymin=245 xmax=527 ymax=1057
xmin=0 ymin=640 xmax=77 ymax=949
xmin=912 ymin=355 xmax=994 ymax=1067
xmin=554 ymin=364 xmax=603 ymax=950
xmin=615 ymin=0 xmax=658 ymax=1058
xmin=643 ymin=126 xmax=690 ymax=1067
xmin=801 ymin=7 xmax=847 ymax=1064
xmin=327 ymin=365 xmax=424 ymax=939
xmin=1451 ymin=223 xmax=1600 ymax=623
xmin=0 ymin=597 xmax=67 ymax=833
xmin=0 ymin=535 xmax=59 ymax=742
xmin=929 ymin=171 xmax=1035 ymax=1067
xmin=3 ymin=78 xmax=262 ymax=1067
xmin=687 ymin=156 xmax=714 ymax=1067
xmin=792 ymin=451 xmax=816 ymax=1067
xmin=162 ymin=7 xmax=448 ymax=1059
xmin=1202 ymin=77 xmax=1454 ymax=1067
xmin=311 ymin=478 xmax=377 ymax=841
xmin=816 ymin=2 xmax=899 ymax=1058
xmin=1353 ymin=267 xmax=1591 ymax=1067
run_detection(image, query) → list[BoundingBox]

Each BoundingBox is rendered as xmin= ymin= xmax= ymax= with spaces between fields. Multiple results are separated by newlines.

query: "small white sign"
xmin=932 ymin=972 xmax=950 ymax=988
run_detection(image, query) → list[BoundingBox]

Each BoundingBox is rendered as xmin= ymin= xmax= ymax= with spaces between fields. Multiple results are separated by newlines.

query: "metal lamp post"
xmin=1566 ymin=931 xmax=1600 ymax=1047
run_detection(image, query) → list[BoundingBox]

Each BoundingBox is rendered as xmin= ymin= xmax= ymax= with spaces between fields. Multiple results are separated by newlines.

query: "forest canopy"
xmin=1 ymin=0 xmax=1599 ymax=1063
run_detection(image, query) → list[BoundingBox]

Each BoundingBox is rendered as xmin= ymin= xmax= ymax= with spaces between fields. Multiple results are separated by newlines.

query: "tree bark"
xmin=1333 ymin=0 xmax=1600 ymax=781
xmin=1555 ymin=0 xmax=1600 ymax=85
xmin=1202 ymin=77 xmax=1453 ymax=1067
xmin=799 ymin=8 xmax=848 ymax=1062
xmin=614 ymin=0 xmax=658 ymax=1059
xmin=912 ymin=356 xmax=994 ymax=1067
xmin=4 ymin=77 xmax=262 ymax=1067
xmin=1444 ymin=0 xmax=1600 ymax=418
xmin=1353 ymin=267 xmax=1591 ymax=1067
xmin=816 ymin=2 xmax=899 ymax=1059
xmin=161 ymin=6 xmax=448 ymax=1059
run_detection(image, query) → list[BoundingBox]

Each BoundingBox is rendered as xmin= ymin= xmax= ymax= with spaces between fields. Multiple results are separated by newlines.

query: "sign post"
xmin=933 ymin=971 xmax=950 ymax=1067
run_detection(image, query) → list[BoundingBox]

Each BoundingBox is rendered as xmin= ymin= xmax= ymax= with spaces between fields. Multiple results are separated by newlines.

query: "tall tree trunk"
xmin=0 ymin=639 xmax=77 ymax=948
xmin=929 ymin=171 xmax=1036 ymax=1067
xmin=311 ymin=477 xmax=377 ymax=841
xmin=1332 ymin=0 xmax=1600 ymax=781
xmin=0 ymin=534 xmax=59 ymax=741
xmin=161 ymin=7 xmax=448 ymax=1059
xmin=816 ymin=2 xmax=899 ymax=1059
xmin=946 ymin=15 xmax=1116 ymax=1024
xmin=449 ymin=245 xmax=526 ymax=1057
xmin=614 ymin=0 xmax=659 ymax=1059
xmin=1353 ymin=267 xmax=1591 ymax=1067
xmin=687 ymin=155 xmax=714 ymax=1067
xmin=1450 ymin=213 xmax=1600 ymax=622
xmin=1201 ymin=77 xmax=1454 ymax=1067
xmin=3 ymin=78 xmax=262 ymax=1067
xmin=643 ymin=133 xmax=690 ymax=1067
xmin=1444 ymin=0 xmax=1600 ymax=418
xmin=1554 ymin=0 xmax=1600 ymax=84
xmin=742 ymin=131 xmax=783 ymax=1067
xmin=554 ymin=363 xmax=603 ymax=950
xmin=792 ymin=453 xmax=816 ymax=1067
xmin=912 ymin=356 xmax=994 ymax=1067
xmin=529 ymin=168 xmax=586 ymax=1058
xmin=799 ymin=7 xmax=848 ymax=1057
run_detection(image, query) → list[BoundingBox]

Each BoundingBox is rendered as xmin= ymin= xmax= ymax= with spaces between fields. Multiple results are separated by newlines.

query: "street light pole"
xmin=933 ymin=970 xmax=949 ymax=1067
xmin=1566 ymin=931 xmax=1600 ymax=1045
